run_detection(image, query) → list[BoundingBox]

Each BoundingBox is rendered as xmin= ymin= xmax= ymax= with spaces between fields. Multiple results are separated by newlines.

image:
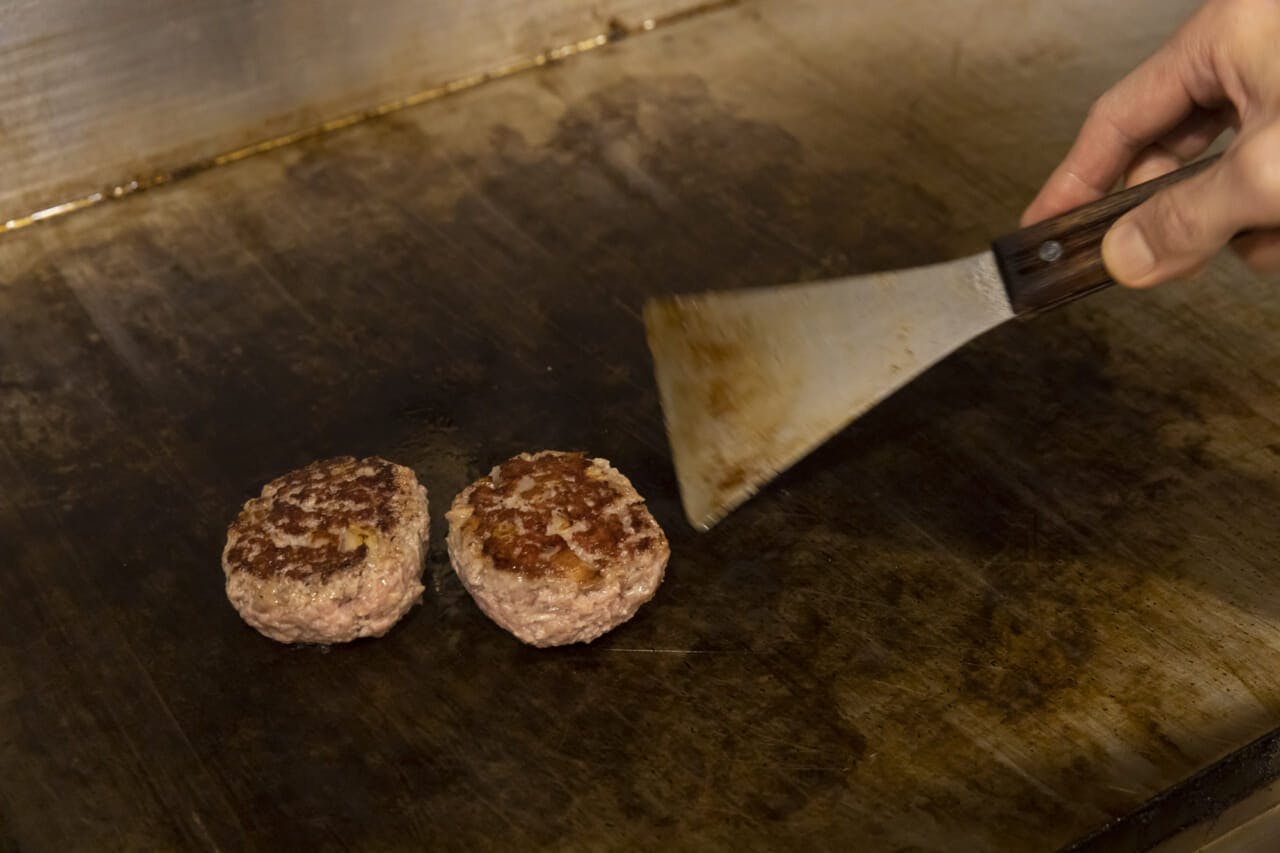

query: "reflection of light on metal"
xmin=6 ymin=191 xmax=106 ymax=230
xmin=1 ymin=0 xmax=741 ymax=237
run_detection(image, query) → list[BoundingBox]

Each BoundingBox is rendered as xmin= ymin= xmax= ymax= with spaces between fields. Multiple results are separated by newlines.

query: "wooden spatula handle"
xmin=992 ymin=155 xmax=1220 ymax=316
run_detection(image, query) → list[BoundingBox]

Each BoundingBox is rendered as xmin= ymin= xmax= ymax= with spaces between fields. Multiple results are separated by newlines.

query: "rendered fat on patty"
xmin=446 ymin=451 xmax=669 ymax=647
xmin=222 ymin=456 xmax=429 ymax=644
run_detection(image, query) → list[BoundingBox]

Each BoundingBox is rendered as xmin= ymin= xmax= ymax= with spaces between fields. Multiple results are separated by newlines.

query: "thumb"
xmin=1102 ymin=156 xmax=1245 ymax=288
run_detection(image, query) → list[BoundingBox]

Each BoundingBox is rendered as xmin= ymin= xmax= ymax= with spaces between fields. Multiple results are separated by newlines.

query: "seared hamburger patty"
xmin=446 ymin=451 xmax=669 ymax=647
xmin=222 ymin=456 xmax=429 ymax=644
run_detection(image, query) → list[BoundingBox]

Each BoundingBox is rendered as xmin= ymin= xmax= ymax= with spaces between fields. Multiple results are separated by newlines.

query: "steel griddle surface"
xmin=4 ymin=1 xmax=1280 ymax=849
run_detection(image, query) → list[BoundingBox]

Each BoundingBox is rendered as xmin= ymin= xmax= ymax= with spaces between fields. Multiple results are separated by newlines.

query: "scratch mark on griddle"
xmin=438 ymin=150 xmax=556 ymax=259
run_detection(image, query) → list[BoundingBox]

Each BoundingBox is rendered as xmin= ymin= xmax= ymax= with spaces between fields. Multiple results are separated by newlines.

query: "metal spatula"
xmin=644 ymin=157 xmax=1216 ymax=530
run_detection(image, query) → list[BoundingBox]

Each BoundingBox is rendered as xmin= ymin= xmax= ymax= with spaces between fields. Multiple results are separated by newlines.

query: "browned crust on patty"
xmin=453 ymin=451 xmax=665 ymax=587
xmin=225 ymin=456 xmax=410 ymax=582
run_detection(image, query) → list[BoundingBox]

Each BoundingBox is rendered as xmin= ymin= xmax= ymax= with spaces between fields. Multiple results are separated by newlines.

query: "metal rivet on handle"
xmin=1038 ymin=240 xmax=1064 ymax=263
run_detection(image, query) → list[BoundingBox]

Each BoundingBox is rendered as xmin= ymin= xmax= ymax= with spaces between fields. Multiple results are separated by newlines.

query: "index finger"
xmin=1021 ymin=31 xmax=1219 ymax=226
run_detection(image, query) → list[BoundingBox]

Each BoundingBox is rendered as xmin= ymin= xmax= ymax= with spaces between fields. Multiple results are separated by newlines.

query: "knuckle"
xmin=1085 ymin=93 xmax=1115 ymax=124
xmin=1152 ymin=191 xmax=1205 ymax=248
xmin=1232 ymin=231 xmax=1280 ymax=272
xmin=1086 ymin=92 xmax=1138 ymax=149
xmin=1195 ymin=0 xmax=1271 ymax=57
xmin=1223 ymin=0 xmax=1280 ymax=46
xmin=1241 ymin=246 xmax=1280 ymax=274
xmin=1086 ymin=89 xmax=1128 ymax=126
xmin=1234 ymin=129 xmax=1280 ymax=204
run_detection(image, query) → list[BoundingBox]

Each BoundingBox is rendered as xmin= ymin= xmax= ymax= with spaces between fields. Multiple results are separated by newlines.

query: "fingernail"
xmin=1103 ymin=221 xmax=1157 ymax=286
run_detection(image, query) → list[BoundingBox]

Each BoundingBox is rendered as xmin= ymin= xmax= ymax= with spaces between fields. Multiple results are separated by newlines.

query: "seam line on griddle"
xmin=0 ymin=0 xmax=741 ymax=238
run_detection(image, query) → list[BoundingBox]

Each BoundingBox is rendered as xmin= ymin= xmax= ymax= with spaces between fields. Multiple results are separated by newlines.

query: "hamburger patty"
xmin=446 ymin=451 xmax=669 ymax=647
xmin=222 ymin=456 xmax=429 ymax=644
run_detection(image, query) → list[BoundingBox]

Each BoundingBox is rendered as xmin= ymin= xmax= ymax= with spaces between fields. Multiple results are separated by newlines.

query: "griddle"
xmin=4 ymin=1 xmax=1280 ymax=849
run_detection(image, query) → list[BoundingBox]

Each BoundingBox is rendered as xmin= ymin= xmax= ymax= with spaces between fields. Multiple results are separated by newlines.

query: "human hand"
xmin=1021 ymin=0 xmax=1280 ymax=287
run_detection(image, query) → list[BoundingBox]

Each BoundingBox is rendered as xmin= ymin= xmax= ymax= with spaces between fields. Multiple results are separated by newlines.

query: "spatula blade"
xmin=644 ymin=251 xmax=1013 ymax=530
